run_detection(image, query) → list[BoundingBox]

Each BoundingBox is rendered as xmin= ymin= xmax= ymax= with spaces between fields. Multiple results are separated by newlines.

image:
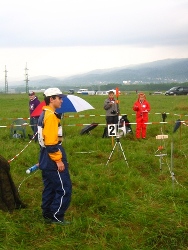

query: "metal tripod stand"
xmin=155 ymin=134 xmax=168 ymax=171
xmin=105 ymin=135 xmax=129 ymax=167
xmin=155 ymin=150 xmax=167 ymax=171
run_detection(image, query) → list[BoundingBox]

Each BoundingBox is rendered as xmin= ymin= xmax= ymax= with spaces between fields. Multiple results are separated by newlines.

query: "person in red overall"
xmin=133 ymin=93 xmax=150 ymax=139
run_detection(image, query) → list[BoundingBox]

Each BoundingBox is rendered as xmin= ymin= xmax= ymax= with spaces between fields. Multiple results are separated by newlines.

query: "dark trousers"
xmin=41 ymin=167 xmax=72 ymax=221
xmin=30 ymin=117 xmax=38 ymax=141
xmin=106 ymin=115 xmax=118 ymax=124
xmin=102 ymin=115 xmax=118 ymax=138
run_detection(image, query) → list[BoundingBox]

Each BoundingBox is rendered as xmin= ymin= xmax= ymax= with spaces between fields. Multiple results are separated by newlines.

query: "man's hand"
xmin=56 ymin=161 xmax=65 ymax=172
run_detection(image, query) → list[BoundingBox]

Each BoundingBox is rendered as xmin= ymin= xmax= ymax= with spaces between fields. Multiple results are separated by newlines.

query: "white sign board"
xmin=108 ymin=124 xmax=117 ymax=137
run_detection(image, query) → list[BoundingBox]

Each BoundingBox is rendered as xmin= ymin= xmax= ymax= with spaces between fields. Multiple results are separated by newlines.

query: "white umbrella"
xmin=31 ymin=95 xmax=95 ymax=116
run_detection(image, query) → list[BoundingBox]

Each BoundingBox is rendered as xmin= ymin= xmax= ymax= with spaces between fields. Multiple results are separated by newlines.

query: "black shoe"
xmin=43 ymin=213 xmax=53 ymax=223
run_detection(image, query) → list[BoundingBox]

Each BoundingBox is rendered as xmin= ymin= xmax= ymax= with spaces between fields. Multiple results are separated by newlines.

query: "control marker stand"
xmin=155 ymin=134 xmax=168 ymax=171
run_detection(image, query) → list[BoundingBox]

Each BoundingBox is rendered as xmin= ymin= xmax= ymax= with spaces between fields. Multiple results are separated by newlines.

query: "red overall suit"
xmin=133 ymin=94 xmax=150 ymax=139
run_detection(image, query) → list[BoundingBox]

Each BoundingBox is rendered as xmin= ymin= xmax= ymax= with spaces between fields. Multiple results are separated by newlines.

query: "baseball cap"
xmin=28 ymin=91 xmax=35 ymax=96
xmin=44 ymin=88 xmax=64 ymax=97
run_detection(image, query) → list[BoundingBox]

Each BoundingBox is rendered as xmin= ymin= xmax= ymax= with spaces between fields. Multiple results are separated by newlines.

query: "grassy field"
xmin=0 ymin=92 xmax=188 ymax=250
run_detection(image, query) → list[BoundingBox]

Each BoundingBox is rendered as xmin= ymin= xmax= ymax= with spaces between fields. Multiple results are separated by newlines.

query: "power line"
xmin=4 ymin=65 xmax=8 ymax=94
xmin=24 ymin=62 xmax=29 ymax=93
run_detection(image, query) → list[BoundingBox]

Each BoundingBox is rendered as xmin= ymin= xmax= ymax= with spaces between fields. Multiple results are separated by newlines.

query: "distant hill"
xmin=6 ymin=58 xmax=188 ymax=89
xmin=59 ymin=58 xmax=188 ymax=85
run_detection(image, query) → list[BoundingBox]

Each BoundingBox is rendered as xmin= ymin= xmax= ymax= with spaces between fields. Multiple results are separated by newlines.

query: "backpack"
xmin=0 ymin=155 xmax=26 ymax=212
xmin=119 ymin=115 xmax=133 ymax=134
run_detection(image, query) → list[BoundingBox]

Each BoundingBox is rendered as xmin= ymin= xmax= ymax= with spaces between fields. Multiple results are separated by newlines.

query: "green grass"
xmin=0 ymin=92 xmax=188 ymax=249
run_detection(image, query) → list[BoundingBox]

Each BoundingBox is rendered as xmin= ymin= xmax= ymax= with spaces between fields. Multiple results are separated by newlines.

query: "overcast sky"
xmin=0 ymin=0 xmax=188 ymax=82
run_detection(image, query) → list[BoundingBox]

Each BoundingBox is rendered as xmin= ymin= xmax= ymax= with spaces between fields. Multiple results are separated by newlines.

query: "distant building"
xmin=123 ymin=81 xmax=131 ymax=85
xmin=96 ymin=91 xmax=108 ymax=95
xmin=8 ymin=89 xmax=16 ymax=93
xmin=29 ymin=89 xmax=45 ymax=93
xmin=76 ymin=88 xmax=88 ymax=94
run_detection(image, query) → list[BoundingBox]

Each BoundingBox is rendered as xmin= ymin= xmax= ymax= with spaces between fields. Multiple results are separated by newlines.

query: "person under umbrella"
xmin=28 ymin=91 xmax=40 ymax=142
